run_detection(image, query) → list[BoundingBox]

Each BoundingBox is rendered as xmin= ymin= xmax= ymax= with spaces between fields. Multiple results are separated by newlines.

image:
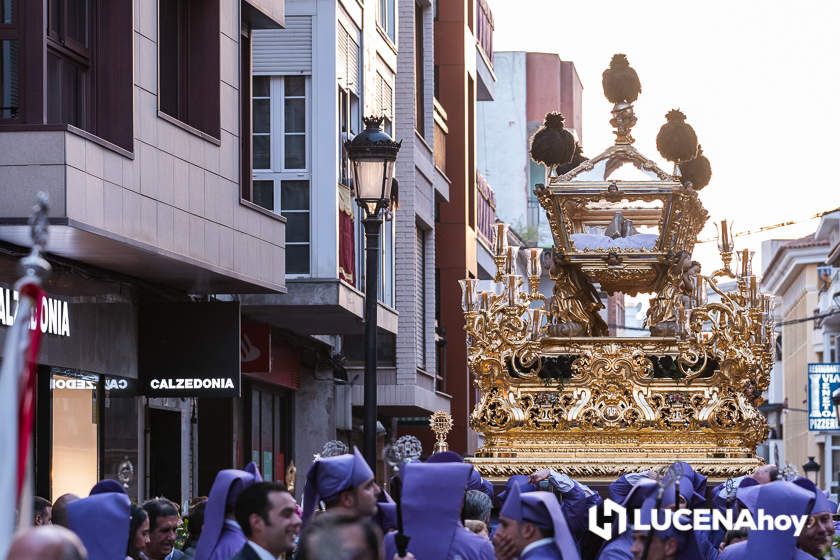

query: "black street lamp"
xmin=803 ymin=456 xmax=821 ymax=485
xmin=345 ymin=116 xmax=401 ymax=469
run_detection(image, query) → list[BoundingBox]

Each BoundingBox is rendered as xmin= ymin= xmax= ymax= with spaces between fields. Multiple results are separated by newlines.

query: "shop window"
xmin=50 ymin=369 xmax=99 ymax=498
xmin=158 ymin=0 xmax=220 ymax=138
xmin=247 ymin=383 xmax=292 ymax=483
xmin=250 ymin=75 xmax=311 ymax=275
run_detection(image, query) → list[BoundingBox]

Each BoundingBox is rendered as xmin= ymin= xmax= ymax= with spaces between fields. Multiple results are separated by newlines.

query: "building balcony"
xmin=475 ymin=0 xmax=495 ymax=101
xmin=239 ymin=278 xmax=398 ymax=336
xmin=348 ymin=367 xmax=451 ymax=415
xmin=0 ymin=129 xmax=285 ymax=294
xmin=433 ymin=99 xmax=449 ymax=176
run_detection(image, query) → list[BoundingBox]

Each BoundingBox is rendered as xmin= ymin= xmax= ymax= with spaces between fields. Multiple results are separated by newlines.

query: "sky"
xmin=491 ymin=0 xmax=840 ymax=274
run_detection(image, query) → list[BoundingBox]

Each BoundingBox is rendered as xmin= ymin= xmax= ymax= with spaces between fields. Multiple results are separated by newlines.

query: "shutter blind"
xmin=376 ymin=74 xmax=394 ymax=118
xmin=252 ymin=16 xmax=313 ymax=75
xmin=337 ymin=25 xmax=360 ymax=94
xmin=416 ymin=227 xmax=427 ymax=368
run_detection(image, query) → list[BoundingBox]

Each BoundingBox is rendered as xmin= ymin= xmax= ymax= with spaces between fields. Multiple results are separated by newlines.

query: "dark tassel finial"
xmin=656 ymin=109 xmax=698 ymax=163
xmin=530 ymin=112 xmax=576 ymax=168
xmin=555 ymin=143 xmax=588 ymax=175
xmin=679 ymin=145 xmax=711 ymax=190
xmin=602 ymin=54 xmax=642 ymax=104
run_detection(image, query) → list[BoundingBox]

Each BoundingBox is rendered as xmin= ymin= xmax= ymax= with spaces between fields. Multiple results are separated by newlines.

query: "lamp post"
xmin=345 ymin=116 xmax=402 ymax=469
xmin=803 ymin=456 xmax=821 ymax=485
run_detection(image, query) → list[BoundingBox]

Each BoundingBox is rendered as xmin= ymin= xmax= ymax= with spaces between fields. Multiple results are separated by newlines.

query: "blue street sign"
xmin=808 ymin=363 xmax=840 ymax=431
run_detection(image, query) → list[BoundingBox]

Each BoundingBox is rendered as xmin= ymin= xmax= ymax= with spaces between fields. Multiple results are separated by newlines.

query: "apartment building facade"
xmin=435 ymin=0 xmax=497 ymax=455
xmin=0 ymin=0 xmax=285 ymax=506
xmin=238 ymin=0 xmax=454 ymax=478
xmin=761 ymin=231 xmax=832 ymax=486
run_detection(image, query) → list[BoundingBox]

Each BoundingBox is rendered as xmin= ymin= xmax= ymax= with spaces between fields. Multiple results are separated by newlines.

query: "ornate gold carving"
xmin=462 ymin=101 xmax=773 ymax=484
xmin=430 ymin=411 xmax=454 ymax=453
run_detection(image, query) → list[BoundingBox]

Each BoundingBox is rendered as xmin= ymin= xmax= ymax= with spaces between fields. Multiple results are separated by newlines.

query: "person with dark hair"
xmin=34 ymin=495 xmax=52 ymax=525
xmin=464 ymin=489 xmax=492 ymax=526
xmin=127 ymin=504 xmax=150 ymax=560
xmin=297 ymin=513 xmax=383 ymax=560
xmin=231 ymin=481 xmax=300 ymax=559
xmin=7 ymin=525 xmax=87 ymax=560
xmin=142 ymin=498 xmax=183 ymax=560
xmin=718 ymin=529 xmax=748 ymax=551
xmin=493 ymin=484 xmax=579 ymax=560
xmin=301 ymin=447 xmax=380 ymax=525
xmin=181 ymin=498 xmax=207 ymax=559
xmin=51 ymin=493 xmax=79 ymax=528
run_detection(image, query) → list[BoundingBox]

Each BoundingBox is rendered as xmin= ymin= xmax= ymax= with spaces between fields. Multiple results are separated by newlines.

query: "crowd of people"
xmin=7 ymin=446 xmax=840 ymax=559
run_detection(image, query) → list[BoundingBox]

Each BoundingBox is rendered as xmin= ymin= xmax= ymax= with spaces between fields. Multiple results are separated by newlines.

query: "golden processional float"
xmin=463 ymin=55 xmax=774 ymax=484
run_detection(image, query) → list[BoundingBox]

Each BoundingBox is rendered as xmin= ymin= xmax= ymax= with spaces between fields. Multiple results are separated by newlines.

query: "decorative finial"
xmin=429 ymin=411 xmax=453 ymax=453
xmin=17 ymin=192 xmax=51 ymax=288
xmin=656 ymin=109 xmax=698 ymax=165
xmin=602 ymin=54 xmax=641 ymax=145
xmin=529 ymin=112 xmax=576 ymax=171
xmin=679 ymin=145 xmax=711 ymax=190
xmin=602 ymin=54 xmax=641 ymax=104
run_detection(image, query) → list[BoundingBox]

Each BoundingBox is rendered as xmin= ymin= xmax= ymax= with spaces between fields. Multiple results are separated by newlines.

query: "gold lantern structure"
xmin=463 ymin=59 xmax=774 ymax=484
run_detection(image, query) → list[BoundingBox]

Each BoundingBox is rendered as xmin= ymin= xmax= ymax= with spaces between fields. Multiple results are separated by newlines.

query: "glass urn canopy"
xmin=536 ymin=143 xmax=708 ymax=296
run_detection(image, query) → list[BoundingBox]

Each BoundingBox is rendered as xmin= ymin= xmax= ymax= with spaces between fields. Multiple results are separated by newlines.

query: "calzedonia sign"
xmin=0 ymin=286 xmax=70 ymax=337
xmin=140 ymin=302 xmax=241 ymax=398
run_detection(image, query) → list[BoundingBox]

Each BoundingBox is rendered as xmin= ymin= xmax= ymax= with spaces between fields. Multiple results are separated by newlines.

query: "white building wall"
xmin=476 ymin=52 xmax=529 ymax=233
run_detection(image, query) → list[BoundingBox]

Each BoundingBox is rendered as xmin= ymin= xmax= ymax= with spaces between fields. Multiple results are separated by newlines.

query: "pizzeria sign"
xmin=808 ymin=363 xmax=840 ymax=431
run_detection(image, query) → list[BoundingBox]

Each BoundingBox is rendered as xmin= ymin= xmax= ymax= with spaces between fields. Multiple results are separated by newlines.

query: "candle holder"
xmin=736 ymin=249 xmax=754 ymax=278
xmin=493 ymin=224 xmax=509 ymax=282
xmin=526 ymin=248 xmax=544 ymax=296
xmin=714 ymin=220 xmax=736 ymax=277
xmin=459 ymin=278 xmax=479 ymax=313
xmin=505 ymin=245 xmax=521 ymax=277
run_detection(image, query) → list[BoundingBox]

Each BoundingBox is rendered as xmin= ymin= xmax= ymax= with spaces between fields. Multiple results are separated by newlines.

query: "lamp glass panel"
xmin=353 ymin=160 xmax=388 ymax=200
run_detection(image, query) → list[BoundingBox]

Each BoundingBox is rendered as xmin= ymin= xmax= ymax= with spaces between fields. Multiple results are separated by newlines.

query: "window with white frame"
xmin=337 ymin=24 xmax=361 ymax=188
xmin=377 ymin=0 xmax=396 ymax=42
xmin=252 ymin=75 xmax=311 ymax=275
xmin=354 ymin=206 xmax=395 ymax=308
xmin=338 ymin=86 xmax=360 ymax=187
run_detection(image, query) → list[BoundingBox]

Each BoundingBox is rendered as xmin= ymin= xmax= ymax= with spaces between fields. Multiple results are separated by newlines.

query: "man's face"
xmin=34 ymin=506 xmax=52 ymax=526
xmin=258 ymin=491 xmax=301 ymax=555
xmin=752 ymin=465 xmax=777 ymax=484
xmin=493 ymin=517 xmax=525 ymax=555
xmin=798 ymin=512 xmax=835 ymax=557
xmin=630 ymin=531 xmax=677 ymax=560
xmin=146 ymin=515 xmax=179 ymax=559
xmin=352 ymin=478 xmax=380 ymax=518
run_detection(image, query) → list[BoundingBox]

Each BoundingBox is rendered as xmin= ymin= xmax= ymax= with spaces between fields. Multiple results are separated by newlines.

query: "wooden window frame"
xmin=158 ymin=0 xmax=221 ymax=140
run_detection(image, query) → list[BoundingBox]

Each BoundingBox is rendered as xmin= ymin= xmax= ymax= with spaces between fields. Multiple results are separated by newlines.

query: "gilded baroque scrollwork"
xmin=463 ymin=86 xmax=774 ymax=483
